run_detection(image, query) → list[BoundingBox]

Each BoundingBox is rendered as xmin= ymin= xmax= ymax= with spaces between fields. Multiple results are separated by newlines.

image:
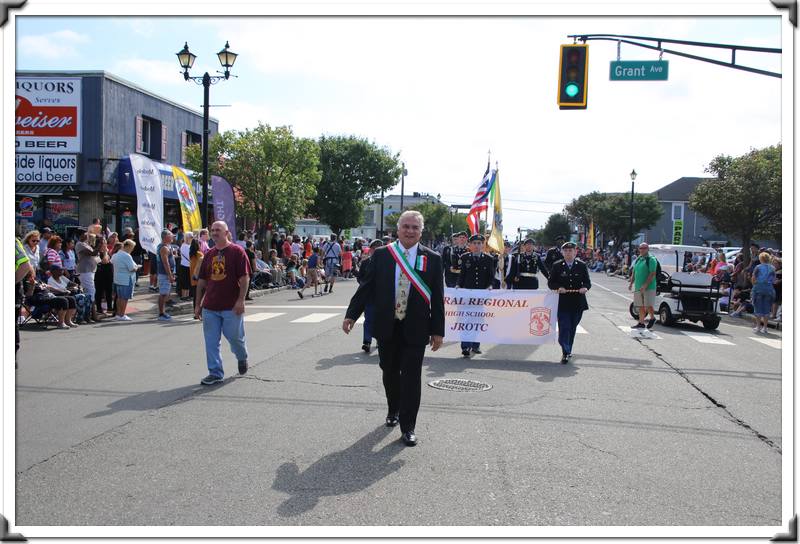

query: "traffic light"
xmin=558 ymin=44 xmax=589 ymax=109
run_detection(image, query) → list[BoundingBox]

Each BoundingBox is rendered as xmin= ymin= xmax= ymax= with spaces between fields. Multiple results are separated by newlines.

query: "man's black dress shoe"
xmin=462 ymin=349 xmax=471 ymax=358
xmin=471 ymin=348 xmax=482 ymax=354
xmin=385 ymin=414 xmax=399 ymax=427
xmin=362 ymin=343 xmax=371 ymax=353
xmin=402 ymin=431 xmax=417 ymax=446
xmin=560 ymin=354 xmax=569 ymax=364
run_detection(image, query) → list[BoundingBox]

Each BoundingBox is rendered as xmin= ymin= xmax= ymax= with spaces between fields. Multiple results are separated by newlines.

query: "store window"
xmin=45 ymin=197 xmax=80 ymax=238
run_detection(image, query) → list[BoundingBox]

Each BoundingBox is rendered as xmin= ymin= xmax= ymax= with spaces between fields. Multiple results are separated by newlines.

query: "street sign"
xmin=610 ymin=60 xmax=669 ymax=81
xmin=672 ymin=220 xmax=684 ymax=244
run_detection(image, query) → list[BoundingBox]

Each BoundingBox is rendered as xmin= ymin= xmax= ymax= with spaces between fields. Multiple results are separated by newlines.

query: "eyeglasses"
xmin=30 ymin=239 xmax=39 ymax=243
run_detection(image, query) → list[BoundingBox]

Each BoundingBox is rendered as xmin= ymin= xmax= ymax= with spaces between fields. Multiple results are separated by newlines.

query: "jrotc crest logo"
xmin=529 ymin=307 xmax=551 ymax=336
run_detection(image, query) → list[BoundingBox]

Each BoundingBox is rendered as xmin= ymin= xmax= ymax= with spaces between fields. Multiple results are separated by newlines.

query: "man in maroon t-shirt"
xmin=195 ymin=221 xmax=252 ymax=385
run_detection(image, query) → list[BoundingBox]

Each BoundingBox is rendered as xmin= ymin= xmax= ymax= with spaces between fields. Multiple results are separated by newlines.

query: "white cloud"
xmin=18 ymin=30 xmax=89 ymax=60
xmin=111 ymin=58 xmax=187 ymax=88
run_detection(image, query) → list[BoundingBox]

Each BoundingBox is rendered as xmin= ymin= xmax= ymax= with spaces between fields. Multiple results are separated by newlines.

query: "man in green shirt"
xmin=628 ymin=242 xmax=658 ymax=329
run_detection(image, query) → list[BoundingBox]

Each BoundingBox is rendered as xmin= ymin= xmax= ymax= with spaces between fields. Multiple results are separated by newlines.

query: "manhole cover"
xmin=427 ymin=378 xmax=492 ymax=392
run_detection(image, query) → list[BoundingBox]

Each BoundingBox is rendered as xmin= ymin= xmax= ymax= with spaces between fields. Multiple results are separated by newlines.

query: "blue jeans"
xmin=202 ymin=309 xmax=248 ymax=378
xmin=363 ymin=303 xmax=375 ymax=344
xmin=557 ymin=309 xmax=584 ymax=356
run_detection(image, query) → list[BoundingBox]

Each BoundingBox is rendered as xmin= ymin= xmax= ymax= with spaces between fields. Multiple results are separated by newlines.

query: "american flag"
xmin=466 ymin=162 xmax=493 ymax=235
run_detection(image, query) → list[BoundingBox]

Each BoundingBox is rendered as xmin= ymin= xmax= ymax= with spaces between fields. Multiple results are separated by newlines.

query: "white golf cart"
xmin=628 ymin=244 xmax=722 ymax=330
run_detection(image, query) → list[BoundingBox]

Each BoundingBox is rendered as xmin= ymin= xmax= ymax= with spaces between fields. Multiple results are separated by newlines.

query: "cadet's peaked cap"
xmin=561 ymin=241 xmax=577 ymax=249
xmin=469 ymin=234 xmax=485 ymax=242
xmin=555 ymin=235 xmax=566 ymax=241
xmin=523 ymin=238 xmax=535 ymax=245
xmin=457 ymin=231 xmax=468 ymax=237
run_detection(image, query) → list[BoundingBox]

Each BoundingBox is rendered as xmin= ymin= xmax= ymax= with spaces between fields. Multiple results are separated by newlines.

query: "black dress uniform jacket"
xmin=458 ymin=252 xmax=495 ymax=289
xmin=346 ymin=245 xmax=445 ymax=345
xmin=544 ymin=247 xmax=563 ymax=275
xmin=508 ymin=252 xmax=549 ymax=289
xmin=547 ymin=258 xmax=592 ymax=312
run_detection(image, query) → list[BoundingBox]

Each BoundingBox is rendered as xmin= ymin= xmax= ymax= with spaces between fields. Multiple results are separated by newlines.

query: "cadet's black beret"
xmin=561 ymin=241 xmax=577 ymax=249
xmin=469 ymin=234 xmax=485 ymax=242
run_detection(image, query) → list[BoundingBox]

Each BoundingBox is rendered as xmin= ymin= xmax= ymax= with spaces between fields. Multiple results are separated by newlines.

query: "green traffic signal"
xmin=558 ymin=43 xmax=589 ymax=109
xmin=565 ymin=82 xmax=580 ymax=97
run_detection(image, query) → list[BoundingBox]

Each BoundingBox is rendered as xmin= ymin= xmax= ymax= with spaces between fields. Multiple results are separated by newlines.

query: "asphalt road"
xmin=14 ymin=272 xmax=783 ymax=532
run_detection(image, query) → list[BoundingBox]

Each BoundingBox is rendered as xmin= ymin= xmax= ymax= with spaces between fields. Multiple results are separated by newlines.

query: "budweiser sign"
xmin=15 ymin=77 xmax=81 ymax=152
xmin=15 ymin=96 xmax=77 ymax=137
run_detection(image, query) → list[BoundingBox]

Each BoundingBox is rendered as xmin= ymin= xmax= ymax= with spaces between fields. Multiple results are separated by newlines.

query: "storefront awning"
xmin=16 ymin=184 xmax=77 ymax=196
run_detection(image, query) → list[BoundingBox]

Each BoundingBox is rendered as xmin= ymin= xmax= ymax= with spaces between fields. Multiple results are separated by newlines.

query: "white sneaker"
xmin=752 ymin=327 xmax=761 ymax=333
xmin=116 ymin=315 xmax=132 ymax=321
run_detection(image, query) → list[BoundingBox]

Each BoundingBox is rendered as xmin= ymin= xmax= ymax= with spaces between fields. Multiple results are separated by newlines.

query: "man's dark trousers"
xmin=557 ymin=309 xmax=584 ymax=356
xmin=378 ymin=319 xmax=426 ymax=433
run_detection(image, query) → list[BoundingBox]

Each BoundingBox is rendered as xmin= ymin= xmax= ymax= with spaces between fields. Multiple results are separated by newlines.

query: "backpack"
xmin=636 ymin=254 xmax=661 ymax=279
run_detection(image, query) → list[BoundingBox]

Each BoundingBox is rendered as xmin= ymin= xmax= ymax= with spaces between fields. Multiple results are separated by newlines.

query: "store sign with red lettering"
xmin=15 ymin=77 xmax=81 ymax=152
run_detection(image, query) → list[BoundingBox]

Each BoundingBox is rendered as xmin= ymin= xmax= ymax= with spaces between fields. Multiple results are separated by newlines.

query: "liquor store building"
xmin=15 ymin=71 xmax=218 ymax=237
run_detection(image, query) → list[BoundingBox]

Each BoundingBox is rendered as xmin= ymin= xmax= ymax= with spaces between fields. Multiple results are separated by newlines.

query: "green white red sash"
xmin=387 ymin=242 xmax=432 ymax=306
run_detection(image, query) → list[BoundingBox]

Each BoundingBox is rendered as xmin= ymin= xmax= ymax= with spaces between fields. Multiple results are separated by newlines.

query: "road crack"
xmin=600 ymin=313 xmax=781 ymax=455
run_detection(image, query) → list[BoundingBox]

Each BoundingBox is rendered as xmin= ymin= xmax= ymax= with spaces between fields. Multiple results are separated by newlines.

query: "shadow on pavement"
xmin=315 ymin=351 xmax=378 ymax=371
xmin=423 ymin=355 xmax=578 ymax=383
xmin=272 ymin=425 xmax=404 ymax=517
xmin=84 ymin=378 xmax=234 ymax=418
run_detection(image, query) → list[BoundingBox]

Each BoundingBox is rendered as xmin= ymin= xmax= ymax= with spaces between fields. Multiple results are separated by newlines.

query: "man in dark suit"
xmin=547 ymin=241 xmax=591 ymax=364
xmin=343 ymin=211 xmax=445 ymax=447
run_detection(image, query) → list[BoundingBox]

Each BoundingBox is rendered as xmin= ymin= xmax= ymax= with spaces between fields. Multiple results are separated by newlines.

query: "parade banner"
xmin=130 ymin=153 xmax=163 ymax=255
xmin=172 ymin=166 xmax=202 ymax=233
xmin=211 ymin=175 xmax=236 ymax=240
xmin=444 ymin=288 xmax=559 ymax=344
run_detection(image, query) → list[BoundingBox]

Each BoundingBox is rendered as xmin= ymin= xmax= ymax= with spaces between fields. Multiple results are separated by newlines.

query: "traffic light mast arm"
xmin=568 ymin=34 xmax=781 ymax=78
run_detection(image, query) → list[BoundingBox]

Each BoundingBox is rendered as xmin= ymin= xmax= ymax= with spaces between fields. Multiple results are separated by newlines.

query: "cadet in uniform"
xmin=547 ymin=241 xmax=591 ymax=364
xmin=457 ymin=234 xmax=495 ymax=357
xmin=441 ymin=233 xmax=458 ymax=288
xmin=544 ymin=235 xmax=566 ymax=277
xmin=446 ymin=231 xmax=468 ymax=288
xmin=508 ymin=238 xmax=548 ymax=290
xmin=491 ymin=241 xmax=513 ymax=289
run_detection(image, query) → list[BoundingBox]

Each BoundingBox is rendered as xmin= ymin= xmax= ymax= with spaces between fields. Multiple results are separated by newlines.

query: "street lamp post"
xmin=628 ymin=169 xmax=638 ymax=266
xmin=399 ymin=162 xmax=407 ymax=211
xmin=176 ymin=41 xmax=238 ymax=227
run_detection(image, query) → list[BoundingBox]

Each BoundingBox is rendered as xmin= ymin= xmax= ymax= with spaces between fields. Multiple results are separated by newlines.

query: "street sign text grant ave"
xmin=610 ymin=60 xmax=669 ymax=81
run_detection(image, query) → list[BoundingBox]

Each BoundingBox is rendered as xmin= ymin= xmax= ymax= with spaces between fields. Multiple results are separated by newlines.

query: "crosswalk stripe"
xmin=290 ymin=312 xmax=340 ymax=323
xmin=244 ymin=312 xmax=285 ymax=323
xmin=576 ymin=325 xmax=588 ymax=334
xmin=617 ymin=325 xmax=662 ymax=339
xmin=749 ymin=336 xmax=781 ymax=349
xmin=679 ymin=331 xmax=734 ymax=345
xmin=355 ymin=316 xmax=365 ymax=324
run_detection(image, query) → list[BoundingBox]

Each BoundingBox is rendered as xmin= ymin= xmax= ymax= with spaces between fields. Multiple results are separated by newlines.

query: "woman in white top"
xmin=22 ymin=230 xmax=41 ymax=275
xmin=178 ymin=232 xmax=193 ymax=301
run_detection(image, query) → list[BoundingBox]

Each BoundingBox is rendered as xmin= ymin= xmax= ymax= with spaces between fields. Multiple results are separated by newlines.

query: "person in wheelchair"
xmin=24 ymin=268 xmax=80 ymax=329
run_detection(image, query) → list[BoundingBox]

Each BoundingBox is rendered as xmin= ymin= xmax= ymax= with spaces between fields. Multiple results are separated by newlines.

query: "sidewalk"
xmin=124 ymin=276 xmax=290 ymax=318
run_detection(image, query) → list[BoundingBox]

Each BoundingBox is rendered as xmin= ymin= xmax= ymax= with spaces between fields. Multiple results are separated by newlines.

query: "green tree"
xmin=689 ymin=144 xmax=781 ymax=265
xmin=564 ymin=191 xmax=606 ymax=246
xmin=311 ymin=136 xmax=402 ymax=236
xmin=591 ymin=193 xmax=663 ymax=248
xmin=185 ymin=124 xmax=321 ymax=253
xmin=540 ymin=213 xmax=572 ymax=246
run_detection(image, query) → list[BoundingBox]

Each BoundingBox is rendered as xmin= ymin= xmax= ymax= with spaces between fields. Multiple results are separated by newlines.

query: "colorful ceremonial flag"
xmin=486 ymin=168 xmax=503 ymax=253
xmin=588 ymin=220 xmax=595 ymax=248
xmin=172 ymin=165 xmax=202 ymax=233
xmin=467 ymin=161 xmax=493 ymax=235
